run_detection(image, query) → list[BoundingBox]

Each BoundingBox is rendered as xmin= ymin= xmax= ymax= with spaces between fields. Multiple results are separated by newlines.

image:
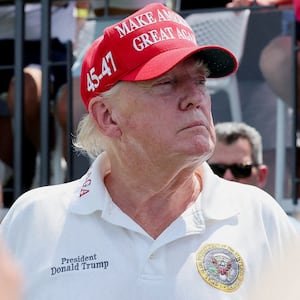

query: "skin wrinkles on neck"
xmin=104 ymin=161 xmax=203 ymax=239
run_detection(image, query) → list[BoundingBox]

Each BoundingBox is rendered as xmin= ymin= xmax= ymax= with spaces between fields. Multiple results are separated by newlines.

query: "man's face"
xmin=110 ymin=57 xmax=216 ymax=167
xmin=208 ymin=138 xmax=268 ymax=188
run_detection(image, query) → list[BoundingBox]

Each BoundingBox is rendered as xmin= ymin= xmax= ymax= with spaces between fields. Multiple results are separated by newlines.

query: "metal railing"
xmin=2 ymin=0 xmax=74 ymax=202
xmin=3 ymin=1 xmax=299 ymax=208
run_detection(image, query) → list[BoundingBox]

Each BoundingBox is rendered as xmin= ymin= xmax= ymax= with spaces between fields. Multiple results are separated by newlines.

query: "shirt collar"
xmin=70 ymin=154 xmax=239 ymax=220
xmin=69 ymin=152 xmax=111 ymax=215
xmin=199 ymin=162 xmax=240 ymax=220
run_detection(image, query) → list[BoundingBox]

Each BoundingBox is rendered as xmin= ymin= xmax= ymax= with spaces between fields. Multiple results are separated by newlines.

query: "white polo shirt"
xmin=1 ymin=153 xmax=297 ymax=300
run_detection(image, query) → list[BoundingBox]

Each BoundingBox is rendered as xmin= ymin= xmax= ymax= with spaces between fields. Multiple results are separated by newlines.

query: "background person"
xmin=226 ymin=0 xmax=300 ymax=197
xmin=208 ymin=121 xmax=300 ymax=229
xmin=226 ymin=0 xmax=296 ymax=111
xmin=0 ymin=1 xmax=89 ymax=207
xmin=208 ymin=121 xmax=268 ymax=187
xmin=1 ymin=3 xmax=298 ymax=299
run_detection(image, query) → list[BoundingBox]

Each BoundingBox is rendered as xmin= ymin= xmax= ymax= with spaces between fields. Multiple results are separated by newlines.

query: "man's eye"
xmin=151 ymin=79 xmax=175 ymax=95
xmin=157 ymin=80 xmax=174 ymax=86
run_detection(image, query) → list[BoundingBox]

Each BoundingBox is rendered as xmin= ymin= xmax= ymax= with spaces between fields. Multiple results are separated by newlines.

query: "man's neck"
xmin=103 ymin=163 xmax=203 ymax=239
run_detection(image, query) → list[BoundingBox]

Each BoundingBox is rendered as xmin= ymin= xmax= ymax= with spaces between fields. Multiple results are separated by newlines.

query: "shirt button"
xmin=149 ymin=254 xmax=154 ymax=259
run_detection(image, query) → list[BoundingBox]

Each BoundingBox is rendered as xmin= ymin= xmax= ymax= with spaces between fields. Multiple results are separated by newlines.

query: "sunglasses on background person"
xmin=209 ymin=163 xmax=259 ymax=179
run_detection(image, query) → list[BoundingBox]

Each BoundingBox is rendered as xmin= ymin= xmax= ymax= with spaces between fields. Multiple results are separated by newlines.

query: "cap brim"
xmin=121 ymin=45 xmax=238 ymax=82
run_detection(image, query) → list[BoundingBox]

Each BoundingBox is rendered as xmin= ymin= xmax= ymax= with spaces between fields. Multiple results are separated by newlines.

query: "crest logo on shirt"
xmin=195 ymin=243 xmax=244 ymax=292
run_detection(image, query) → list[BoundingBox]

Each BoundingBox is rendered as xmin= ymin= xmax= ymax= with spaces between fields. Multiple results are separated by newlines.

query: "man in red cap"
xmin=1 ymin=3 xmax=298 ymax=299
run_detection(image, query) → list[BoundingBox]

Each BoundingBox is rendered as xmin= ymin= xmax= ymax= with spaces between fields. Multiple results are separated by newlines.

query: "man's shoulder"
xmin=18 ymin=180 xmax=80 ymax=205
xmin=1 ymin=179 xmax=82 ymax=227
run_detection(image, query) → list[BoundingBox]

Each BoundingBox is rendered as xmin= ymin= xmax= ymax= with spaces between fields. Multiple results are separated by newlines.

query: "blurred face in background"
xmin=208 ymin=137 xmax=268 ymax=188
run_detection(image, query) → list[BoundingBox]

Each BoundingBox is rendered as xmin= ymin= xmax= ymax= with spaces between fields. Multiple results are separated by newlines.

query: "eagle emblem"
xmin=196 ymin=243 xmax=244 ymax=292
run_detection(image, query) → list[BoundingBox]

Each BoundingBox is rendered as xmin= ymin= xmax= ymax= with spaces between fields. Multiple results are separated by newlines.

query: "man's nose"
xmin=178 ymin=82 xmax=208 ymax=111
xmin=223 ymin=169 xmax=236 ymax=181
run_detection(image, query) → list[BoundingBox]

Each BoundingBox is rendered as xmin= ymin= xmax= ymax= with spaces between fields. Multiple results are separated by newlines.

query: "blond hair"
xmin=73 ymin=83 xmax=121 ymax=159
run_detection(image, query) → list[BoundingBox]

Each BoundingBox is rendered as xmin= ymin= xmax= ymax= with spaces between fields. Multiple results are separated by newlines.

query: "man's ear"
xmin=257 ymin=164 xmax=268 ymax=189
xmin=88 ymin=97 xmax=121 ymax=138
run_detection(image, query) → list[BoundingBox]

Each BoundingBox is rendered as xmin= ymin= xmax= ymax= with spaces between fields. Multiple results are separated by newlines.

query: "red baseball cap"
xmin=80 ymin=3 xmax=238 ymax=109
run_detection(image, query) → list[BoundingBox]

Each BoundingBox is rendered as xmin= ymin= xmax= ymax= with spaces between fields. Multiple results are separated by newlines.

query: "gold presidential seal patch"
xmin=196 ymin=243 xmax=244 ymax=292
